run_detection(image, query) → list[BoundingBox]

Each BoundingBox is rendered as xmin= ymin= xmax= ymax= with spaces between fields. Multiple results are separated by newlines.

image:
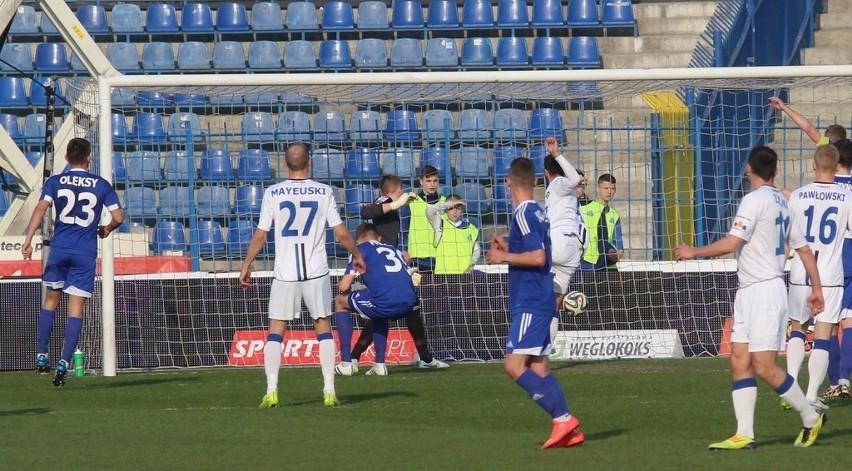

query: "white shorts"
xmin=731 ymin=278 xmax=787 ymax=352
xmin=789 ymin=284 xmax=842 ymax=325
xmin=268 ymin=276 xmax=332 ymax=321
xmin=551 ymin=232 xmax=583 ymax=294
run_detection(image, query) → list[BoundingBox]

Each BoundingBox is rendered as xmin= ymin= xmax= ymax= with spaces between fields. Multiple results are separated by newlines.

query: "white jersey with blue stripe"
xmin=835 ymin=173 xmax=852 ymax=278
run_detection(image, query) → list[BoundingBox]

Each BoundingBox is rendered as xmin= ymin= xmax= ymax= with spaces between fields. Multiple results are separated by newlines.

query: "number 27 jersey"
xmin=788 ymin=182 xmax=852 ymax=286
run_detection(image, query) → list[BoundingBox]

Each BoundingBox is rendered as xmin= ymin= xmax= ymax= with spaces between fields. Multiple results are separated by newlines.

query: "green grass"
xmin=1 ymin=358 xmax=848 ymax=470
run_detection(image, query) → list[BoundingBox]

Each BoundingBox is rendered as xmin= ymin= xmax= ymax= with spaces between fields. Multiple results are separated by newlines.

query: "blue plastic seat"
xmin=344 ymin=184 xmax=377 ymax=215
xmin=113 ymin=153 xmax=128 ymax=183
xmin=146 ymin=3 xmax=179 ymax=33
xmin=111 ymin=89 xmax=136 ymax=109
xmin=35 ymin=43 xmax=68 ymax=71
xmin=10 ymin=6 xmax=38 ymax=34
xmin=125 ymin=187 xmax=158 ymax=219
xmin=425 ymin=38 xmax=458 ymax=67
xmin=152 ymin=221 xmax=186 ymax=253
xmin=0 ymin=44 xmax=33 ymax=72
xmin=159 ymin=186 xmax=193 ymax=218
xmin=118 ymin=220 xmax=147 ymax=234
xmin=453 ymin=182 xmax=490 ymax=215
xmin=567 ymin=0 xmax=600 ymax=26
xmin=381 ymin=148 xmax=416 ymax=179
xmin=163 ymin=151 xmax=195 ymax=183
xmin=213 ymin=41 xmax=246 ymax=70
xmin=461 ymin=38 xmax=493 ymax=67
xmin=71 ymin=53 xmax=86 ymax=73
xmin=492 ymin=183 xmax=512 ymax=214
xmin=392 ymin=0 xmax=425 ymax=29
xmin=24 ymin=151 xmax=43 ymax=167
xmin=532 ymin=37 xmax=565 ymax=66
xmin=0 ymin=114 xmax=23 ymax=144
xmin=493 ymin=146 xmax=525 ymax=178
xmin=428 ymin=0 xmax=459 ymax=28
xmin=456 ymin=146 xmax=490 ymax=179
xmin=603 ymin=0 xmax=636 ymax=26
xmin=227 ymin=219 xmax=254 ymax=256
xmin=248 ymin=40 xmax=282 ymax=69
xmin=241 ymin=112 xmax=275 ymax=143
xmin=283 ymin=40 xmax=316 ymax=69
xmin=314 ymin=110 xmax=346 ymax=143
xmin=141 ymin=42 xmax=175 ymax=71
xmin=200 ymin=150 xmax=235 ymax=183
xmin=497 ymin=0 xmax=530 ymax=27
xmin=277 ymin=111 xmax=312 ymax=142
xmin=390 ymin=38 xmax=423 ymax=68
xmin=311 ymin=148 xmax=345 ymax=181
xmin=423 ymin=109 xmax=455 ymax=142
xmin=493 ymin=108 xmax=527 ymax=142
xmin=420 ymin=146 xmax=451 ymax=175
xmin=357 ymin=1 xmax=389 ymax=29
xmin=76 ymin=4 xmax=108 ymax=34
xmin=126 ymin=151 xmax=162 ymax=183
xmin=458 ymin=109 xmax=489 ymax=142
xmin=318 ymin=40 xmax=352 ymax=69
xmin=23 ymin=113 xmax=47 ymax=147
xmin=355 ymin=38 xmax=388 ymax=69
xmin=107 ymin=42 xmax=141 ymax=73
xmin=533 ymin=0 xmax=565 ymax=26
xmin=30 ymin=77 xmax=62 ymax=107
xmin=527 ymin=145 xmax=547 ymax=175
xmin=111 ymin=4 xmax=144 ymax=33
xmin=168 ymin=112 xmax=204 ymax=144
xmin=110 ymin=113 xmax=130 ymax=144
xmin=237 ymin=149 xmax=273 ymax=181
xmin=251 ymin=2 xmax=284 ymax=31
xmin=385 ymin=109 xmax=420 ymax=143
xmin=322 ymin=2 xmax=355 ymax=30
xmin=0 ymin=78 xmax=28 ymax=107
xmin=196 ymin=220 xmax=227 ymax=257
xmin=177 ymin=42 xmax=211 ymax=70
xmin=217 ymin=2 xmax=250 ymax=31
xmin=233 ymin=184 xmax=264 ymax=217
xmin=136 ymin=91 xmax=172 ymax=108
xmin=349 ymin=110 xmax=381 ymax=143
xmin=567 ymin=36 xmax=601 ymax=68
xmin=345 ymin=148 xmax=381 ymax=179
xmin=496 ymin=37 xmax=529 ymax=67
xmin=462 ymin=0 xmax=494 ymax=28
xmin=286 ymin=2 xmax=319 ymax=31
xmin=528 ymin=108 xmax=563 ymax=142
xmin=197 ymin=186 xmax=231 ymax=218
xmin=132 ymin=112 xmax=168 ymax=144
xmin=182 ymin=3 xmax=214 ymax=32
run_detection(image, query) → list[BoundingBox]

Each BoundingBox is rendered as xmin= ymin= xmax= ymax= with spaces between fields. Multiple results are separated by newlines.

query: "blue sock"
xmin=38 ymin=308 xmax=55 ymax=353
xmin=516 ymin=369 xmax=562 ymax=419
xmin=61 ymin=317 xmax=84 ymax=363
xmin=335 ymin=312 xmax=353 ymax=362
xmin=373 ymin=319 xmax=389 ymax=364
xmin=828 ymin=334 xmax=841 ymax=385
xmin=542 ymin=374 xmax=570 ymax=417
xmin=840 ymin=328 xmax=852 ymax=382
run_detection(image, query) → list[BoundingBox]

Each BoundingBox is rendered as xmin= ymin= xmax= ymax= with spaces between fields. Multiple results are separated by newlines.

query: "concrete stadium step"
xmin=815 ymin=10 xmax=852 ymax=29
xmin=598 ymin=35 xmax=703 ymax=54
xmin=801 ymin=47 xmax=852 ymax=65
xmin=603 ymin=52 xmax=695 ymax=69
xmin=636 ymin=17 xmax=713 ymax=35
xmin=826 ymin=0 xmax=852 ymax=13
xmin=633 ymin=2 xmax=720 ymax=19
xmin=814 ymin=29 xmax=852 ymax=48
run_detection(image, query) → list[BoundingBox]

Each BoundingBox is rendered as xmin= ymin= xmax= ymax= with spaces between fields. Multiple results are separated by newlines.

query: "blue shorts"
xmin=505 ymin=312 xmax=558 ymax=357
xmin=348 ymin=290 xmax=417 ymax=320
xmin=43 ymin=250 xmax=96 ymax=298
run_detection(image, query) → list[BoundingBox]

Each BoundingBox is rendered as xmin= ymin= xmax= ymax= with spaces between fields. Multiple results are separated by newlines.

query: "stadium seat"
xmin=0 ymin=114 xmax=23 ymax=144
xmin=70 ymin=53 xmax=86 ymax=73
xmin=283 ymin=40 xmax=317 ymax=69
xmin=422 ymin=109 xmax=455 ymax=142
xmin=277 ymin=111 xmax=312 ymax=142
xmin=314 ymin=110 xmax=346 ymax=143
xmin=392 ymin=0 xmax=425 ymax=29
xmin=168 ymin=112 xmax=204 ymax=144
xmin=40 ymin=13 xmax=58 ymax=34
xmin=456 ymin=146 xmax=490 ymax=179
xmin=357 ymin=1 xmax=389 ymax=29
xmin=118 ymin=220 xmax=146 ymax=234
xmin=462 ymin=0 xmax=494 ymax=28
xmin=286 ymin=1 xmax=319 ymax=31
xmin=390 ymin=38 xmax=423 ymax=68
xmin=532 ymin=0 xmax=565 ymax=26
xmin=248 ymin=40 xmax=282 ymax=69
xmin=24 ymin=151 xmax=43 ymax=167
xmin=237 ymin=149 xmax=273 ymax=181
xmin=159 ymin=186 xmax=193 ymax=218
xmin=233 ymin=184 xmax=264 ymax=217
xmin=567 ymin=36 xmax=602 ymax=68
xmin=0 ymin=43 xmax=33 ymax=72
xmin=461 ymin=38 xmax=493 ymax=67
xmin=126 ymin=151 xmax=162 ymax=184
xmin=110 ymin=113 xmax=130 ymax=144
xmin=529 ymin=107 xmax=564 ymax=139
xmin=110 ymin=3 xmax=144 ymax=34
xmin=112 ymin=153 xmax=128 ymax=183
xmin=181 ymin=3 xmax=215 ymax=32
xmin=492 ymin=182 xmax=512 ymax=214
xmin=9 ymin=6 xmax=38 ymax=34
xmin=177 ymin=42 xmax=212 ymax=71
xmin=107 ymin=43 xmax=141 ymax=73
xmin=496 ymin=37 xmax=529 ymax=67
xmin=213 ymin=41 xmax=246 ymax=70
xmin=497 ymin=0 xmax=529 ymax=27
xmin=420 ymin=146 xmax=451 ymax=175
xmin=141 ymin=42 xmax=176 ymax=72
xmin=527 ymin=145 xmax=547 ymax=175
xmin=35 ymin=43 xmax=68 ymax=72
xmin=532 ymin=37 xmax=565 ymax=66
xmin=217 ymin=2 xmax=250 ymax=32
xmin=322 ymin=2 xmax=355 ymax=30
xmin=151 ymin=221 xmax=186 ymax=253
xmin=453 ymin=182 xmax=490 ymax=215
xmin=318 ymin=40 xmax=353 ymax=69
xmin=349 ymin=110 xmax=381 ymax=143
xmin=493 ymin=146 xmax=525 ymax=178
xmin=196 ymin=220 xmax=227 ymax=257
xmin=281 ymin=90 xmax=315 ymax=107
xmin=0 ymin=77 xmax=28 ymax=107
xmin=29 ymin=77 xmax=62 ymax=107
xmin=381 ymin=148 xmax=416 ymax=179
xmin=385 ymin=109 xmax=420 ymax=143
xmin=163 ymin=151 xmax=195 ymax=184
xmin=355 ymin=38 xmax=388 ymax=69
xmin=311 ymin=148 xmax=345 ymax=181
xmin=493 ymin=108 xmax=527 ymax=143
xmin=603 ymin=0 xmax=636 ymax=27
xmin=344 ymin=184 xmax=377 ymax=215
xmin=425 ymin=38 xmax=458 ymax=68
xmin=345 ymin=148 xmax=381 ymax=179
xmin=428 ymin=0 xmax=460 ymax=29
xmin=145 ymin=3 xmax=179 ymax=33
xmin=200 ymin=150 xmax=235 ymax=182
xmin=76 ymin=4 xmax=108 ymax=34
xmin=458 ymin=108 xmax=490 ymax=142
xmin=136 ymin=91 xmax=172 ymax=108
xmin=567 ymin=0 xmax=600 ymax=26
xmin=23 ymin=113 xmax=47 ymax=147
xmin=124 ymin=187 xmax=158 ymax=219
xmin=251 ymin=2 xmax=284 ymax=31
xmin=227 ymin=219 xmax=254 ymax=255
xmin=197 ymin=186 xmax=231 ymax=218
xmin=241 ymin=112 xmax=275 ymax=143
xmin=132 ymin=112 xmax=168 ymax=144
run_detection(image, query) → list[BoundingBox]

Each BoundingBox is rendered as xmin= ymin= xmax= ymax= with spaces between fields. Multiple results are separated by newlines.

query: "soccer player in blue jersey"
xmin=21 ymin=138 xmax=124 ymax=387
xmin=334 ymin=223 xmax=419 ymax=376
xmin=831 ymin=139 xmax=852 ymax=398
xmin=486 ymin=157 xmax=584 ymax=450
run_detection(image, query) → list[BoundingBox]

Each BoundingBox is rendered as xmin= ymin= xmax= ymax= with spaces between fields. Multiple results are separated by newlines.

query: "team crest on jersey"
xmin=545 ymin=190 xmax=550 ymax=199
xmin=732 ymin=218 xmax=747 ymax=231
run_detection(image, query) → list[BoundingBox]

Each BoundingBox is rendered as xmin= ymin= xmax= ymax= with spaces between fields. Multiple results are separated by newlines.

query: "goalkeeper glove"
xmin=389 ymin=192 xmax=416 ymax=210
xmin=408 ymin=267 xmax=422 ymax=287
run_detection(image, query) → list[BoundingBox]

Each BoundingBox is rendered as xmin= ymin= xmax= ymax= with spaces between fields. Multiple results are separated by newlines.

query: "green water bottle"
xmin=73 ymin=350 xmax=85 ymax=377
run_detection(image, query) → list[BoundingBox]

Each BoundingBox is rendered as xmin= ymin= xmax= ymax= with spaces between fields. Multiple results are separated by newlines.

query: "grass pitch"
xmin=1 ymin=358 xmax=849 ymax=470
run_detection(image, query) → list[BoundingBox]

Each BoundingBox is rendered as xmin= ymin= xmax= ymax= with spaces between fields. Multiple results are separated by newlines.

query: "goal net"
xmin=63 ymin=66 xmax=852 ymax=374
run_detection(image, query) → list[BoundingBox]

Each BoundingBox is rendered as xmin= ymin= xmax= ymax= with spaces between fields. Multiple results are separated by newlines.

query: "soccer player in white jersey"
xmin=675 ymin=146 xmax=826 ymax=449
xmin=786 ymin=144 xmax=852 ymax=411
xmin=239 ymin=143 xmax=365 ymax=409
xmin=543 ymin=137 xmax=585 ymax=309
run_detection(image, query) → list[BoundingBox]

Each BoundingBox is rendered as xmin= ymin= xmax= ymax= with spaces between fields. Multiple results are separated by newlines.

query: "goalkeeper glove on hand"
xmin=408 ymin=267 xmax=422 ymax=286
xmin=389 ymin=192 xmax=416 ymax=210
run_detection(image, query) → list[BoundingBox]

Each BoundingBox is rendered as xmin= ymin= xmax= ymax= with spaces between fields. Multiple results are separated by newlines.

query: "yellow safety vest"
xmin=581 ymin=200 xmax=620 ymax=266
xmin=407 ymin=194 xmax=445 ymax=258
xmin=435 ymin=216 xmax=479 ymax=275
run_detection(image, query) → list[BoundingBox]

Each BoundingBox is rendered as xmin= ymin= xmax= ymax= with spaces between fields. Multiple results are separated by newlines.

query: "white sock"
xmin=264 ymin=340 xmax=282 ymax=393
xmin=319 ymin=338 xmax=336 ymax=394
xmin=806 ymin=347 xmax=830 ymax=402
xmin=840 ymin=378 xmax=850 ymax=387
xmin=732 ymin=386 xmax=757 ymax=439
xmin=777 ymin=374 xmax=819 ymax=427
xmin=786 ymin=335 xmax=806 ymax=378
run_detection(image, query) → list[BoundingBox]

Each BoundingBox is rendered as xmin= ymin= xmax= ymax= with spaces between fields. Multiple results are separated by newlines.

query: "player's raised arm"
xmin=545 ymin=137 xmax=582 ymax=187
xmin=769 ymin=97 xmax=822 ymax=144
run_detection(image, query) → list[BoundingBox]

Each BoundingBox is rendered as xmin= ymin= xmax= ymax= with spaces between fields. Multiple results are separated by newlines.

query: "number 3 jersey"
xmin=346 ymin=240 xmax=417 ymax=306
xmin=788 ymin=181 xmax=852 ymax=287
xmin=41 ymin=168 xmax=120 ymax=257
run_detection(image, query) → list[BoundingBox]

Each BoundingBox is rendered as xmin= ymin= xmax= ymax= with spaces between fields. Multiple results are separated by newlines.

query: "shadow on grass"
xmin=287 ymin=391 xmax=419 ymax=407
xmin=82 ymin=376 xmax=201 ymax=389
xmin=756 ymin=425 xmax=852 ymax=447
xmin=0 ymin=407 xmax=51 ymax=417
xmin=584 ymin=428 xmax=628 ymax=441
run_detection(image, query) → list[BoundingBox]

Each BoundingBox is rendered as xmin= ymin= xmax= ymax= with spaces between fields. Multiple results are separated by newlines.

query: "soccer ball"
xmin=562 ymin=291 xmax=588 ymax=315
